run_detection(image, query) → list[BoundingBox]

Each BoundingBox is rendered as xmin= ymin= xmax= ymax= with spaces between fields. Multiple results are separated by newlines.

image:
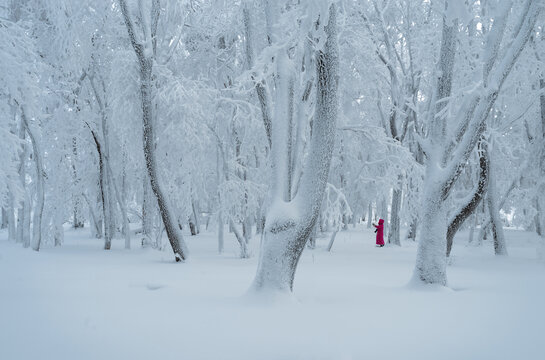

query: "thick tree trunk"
xmin=413 ymin=183 xmax=448 ymax=285
xmin=252 ymin=5 xmax=338 ymax=293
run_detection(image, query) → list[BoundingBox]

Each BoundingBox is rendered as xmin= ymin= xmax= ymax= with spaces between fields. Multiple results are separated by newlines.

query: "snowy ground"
xmin=1 ymin=225 xmax=544 ymax=360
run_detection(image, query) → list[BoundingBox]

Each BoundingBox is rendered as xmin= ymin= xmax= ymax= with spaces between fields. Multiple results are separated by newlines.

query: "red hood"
xmin=378 ymin=219 xmax=384 ymax=224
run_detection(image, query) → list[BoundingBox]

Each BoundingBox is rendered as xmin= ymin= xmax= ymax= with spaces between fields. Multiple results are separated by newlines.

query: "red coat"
xmin=374 ymin=219 xmax=385 ymax=245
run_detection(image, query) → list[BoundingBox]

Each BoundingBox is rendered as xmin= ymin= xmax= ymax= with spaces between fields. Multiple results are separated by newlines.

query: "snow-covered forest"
xmin=1 ymin=0 xmax=544 ymax=359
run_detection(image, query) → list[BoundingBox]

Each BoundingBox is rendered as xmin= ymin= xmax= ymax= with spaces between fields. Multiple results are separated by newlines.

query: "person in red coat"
xmin=373 ymin=219 xmax=385 ymax=247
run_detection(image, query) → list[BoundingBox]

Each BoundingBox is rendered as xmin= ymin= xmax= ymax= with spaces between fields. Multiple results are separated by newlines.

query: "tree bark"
xmin=486 ymin=146 xmax=508 ymax=256
xmin=446 ymin=139 xmax=489 ymax=257
xmin=252 ymin=5 xmax=338 ymax=292
xmin=388 ymin=188 xmax=402 ymax=245
xmin=1 ymin=208 xmax=8 ymax=229
xmin=119 ymin=0 xmax=188 ymax=261
xmin=90 ymin=129 xmax=112 ymax=250
xmin=21 ymin=107 xmax=44 ymax=252
xmin=16 ymin=118 xmax=27 ymax=244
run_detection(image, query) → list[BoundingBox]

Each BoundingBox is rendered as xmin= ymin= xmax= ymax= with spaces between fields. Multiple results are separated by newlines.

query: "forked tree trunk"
xmin=251 ymin=5 xmax=338 ymax=293
xmin=413 ymin=0 xmax=539 ymax=285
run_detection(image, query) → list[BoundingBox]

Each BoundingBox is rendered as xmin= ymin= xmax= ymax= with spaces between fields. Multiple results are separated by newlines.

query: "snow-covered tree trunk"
xmin=105 ymin=160 xmax=131 ymax=250
xmin=119 ymin=0 xmax=187 ymax=261
xmin=90 ymin=129 xmax=112 ymax=250
xmin=251 ymin=4 xmax=338 ymax=293
xmin=367 ymin=202 xmax=373 ymax=228
xmin=142 ymin=174 xmax=154 ymax=239
xmin=1 ymin=208 xmax=8 ymax=229
xmin=22 ymin=195 xmax=30 ymax=248
xmin=0 ymin=207 xmax=8 ymax=229
xmin=388 ymin=188 xmax=402 ymax=245
xmin=71 ymin=139 xmax=84 ymax=229
xmin=243 ymin=2 xmax=272 ymax=147
xmin=413 ymin=0 xmax=540 ymax=285
xmin=447 ymin=139 xmax=489 ymax=257
xmin=216 ymin=147 xmax=224 ymax=254
xmin=7 ymin=204 xmax=15 ymax=242
xmin=485 ymin=144 xmax=507 ymax=256
xmin=16 ymin=118 xmax=27 ymax=244
xmin=88 ymin=75 xmax=115 ymax=248
xmin=21 ymin=107 xmax=44 ymax=252
xmin=413 ymin=174 xmax=449 ymax=285
xmin=381 ymin=196 xmax=389 ymax=240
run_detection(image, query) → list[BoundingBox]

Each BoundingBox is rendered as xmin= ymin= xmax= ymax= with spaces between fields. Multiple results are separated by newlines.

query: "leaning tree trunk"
xmin=119 ymin=0 xmax=188 ymax=261
xmin=446 ymin=138 xmax=489 ymax=257
xmin=251 ymin=4 xmax=338 ymax=293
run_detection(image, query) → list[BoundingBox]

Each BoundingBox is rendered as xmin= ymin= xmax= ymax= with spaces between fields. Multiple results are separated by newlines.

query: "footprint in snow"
xmin=146 ymin=283 xmax=165 ymax=291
